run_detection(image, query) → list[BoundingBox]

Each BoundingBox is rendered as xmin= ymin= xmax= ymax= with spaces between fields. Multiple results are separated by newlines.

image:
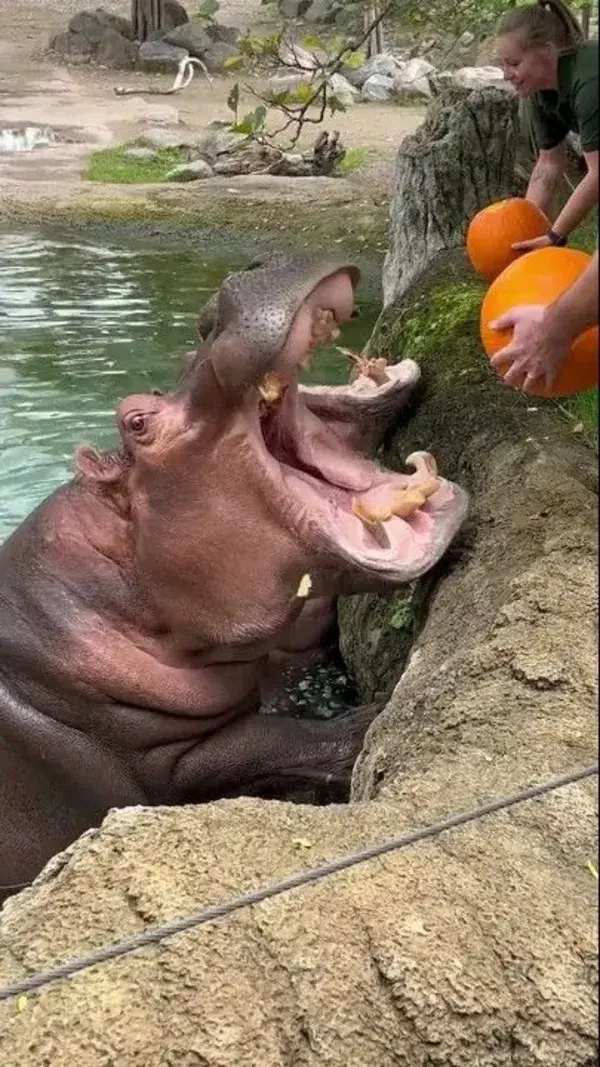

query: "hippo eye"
xmin=127 ymin=413 xmax=147 ymax=435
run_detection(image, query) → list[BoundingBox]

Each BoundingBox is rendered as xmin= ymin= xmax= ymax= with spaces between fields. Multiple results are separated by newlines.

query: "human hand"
xmin=511 ymin=233 xmax=553 ymax=252
xmin=488 ymin=304 xmax=571 ymax=391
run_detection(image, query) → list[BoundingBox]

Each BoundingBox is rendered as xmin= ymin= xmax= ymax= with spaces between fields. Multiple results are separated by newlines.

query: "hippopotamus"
xmin=0 ymin=253 xmax=469 ymax=900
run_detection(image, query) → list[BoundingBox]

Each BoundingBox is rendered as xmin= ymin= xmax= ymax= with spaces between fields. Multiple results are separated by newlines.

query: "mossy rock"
xmin=338 ymin=248 xmax=589 ymax=701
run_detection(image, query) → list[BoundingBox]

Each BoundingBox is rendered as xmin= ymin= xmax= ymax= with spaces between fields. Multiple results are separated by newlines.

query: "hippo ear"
xmin=73 ymin=445 xmax=124 ymax=485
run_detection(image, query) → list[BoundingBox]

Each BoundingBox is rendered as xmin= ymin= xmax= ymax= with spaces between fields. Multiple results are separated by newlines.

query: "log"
xmin=382 ymin=86 xmax=525 ymax=307
xmin=0 ymin=90 xmax=597 ymax=1067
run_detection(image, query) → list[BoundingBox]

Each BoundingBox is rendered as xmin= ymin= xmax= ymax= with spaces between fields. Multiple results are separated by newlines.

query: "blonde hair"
xmin=496 ymin=0 xmax=584 ymax=52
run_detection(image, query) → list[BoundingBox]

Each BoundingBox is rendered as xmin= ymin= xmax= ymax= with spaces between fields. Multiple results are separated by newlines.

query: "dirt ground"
xmin=0 ymin=0 xmax=426 ymax=200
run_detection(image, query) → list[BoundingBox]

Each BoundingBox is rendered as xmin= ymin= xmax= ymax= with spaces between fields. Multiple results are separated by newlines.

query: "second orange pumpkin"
xmin=480 ymin=246 xmax=599 ymax=398
xmin=466 ymin=198 xmax=550 ymax=282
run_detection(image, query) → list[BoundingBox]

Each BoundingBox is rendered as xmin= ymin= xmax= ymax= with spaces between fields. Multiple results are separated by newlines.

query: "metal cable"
xmin=0 ymin=761 xmax=596 ymax=1003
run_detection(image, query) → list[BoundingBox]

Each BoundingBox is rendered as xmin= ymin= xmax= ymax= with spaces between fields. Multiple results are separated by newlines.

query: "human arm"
xmin=489 ymin=248 xmax=598 ymax=391
xmin=524 ymin=143 xmax=567 ymax=217
xmin=514 ymin=149 xmax=599 ymax=250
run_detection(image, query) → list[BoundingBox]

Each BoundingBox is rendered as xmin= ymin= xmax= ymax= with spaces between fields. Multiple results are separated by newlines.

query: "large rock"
xmin=451 ymin=64 xmax=508 ymax=90
xmin=48 ymin=30 xmax=94 ymax=63
xmin=383 ymin=86 xmax=524 ymax=306
xmin=163 ymin=22 xmax=212 ymax=58
xmin=393 ymin=56 xmax=436 ymax=97
xmin=361 ymin=72 xmax=395 ymax=101
xmin=138 ymin=39 xmax=189 ymax=72
xmin=328 ymin=72 xmax=360 ymax=107
xmin=51 ymin=9 xmax=137 ymax=68
xmin=162 ymin=0 xmax=189 ymax=31
xmin=201 ymin=40 xmax=239 ymax=73
xmin=95 ymin=27 xmax=138 ymax=69
xmin=93 ymin=7 xmax=134 ymax=40
xmin=357 ymin=51 xmax=402 ymax=85
xmin=204 ymin=21 xmax=240 ymax=46
xmin=192 ymin=120 xmax=248 ymax=161
xmin=165 ymin=157 xmax=214 ymax=181
xmin=279 ymin=0 xmax=312 ymax=16
xmin=304 ymin=0 xmax=338 ymax=22
xmin=68 ymin=10 xmax=115 ymax=44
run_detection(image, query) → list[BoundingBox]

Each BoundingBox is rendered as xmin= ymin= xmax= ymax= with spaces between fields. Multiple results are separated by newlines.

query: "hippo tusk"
xmin=405 ymin=450 xmax=438 ymax=479
xmin=351 ymin=453 xmax=441 ymax=529
xmin=296 ymin=573 xmax=313 ymax=598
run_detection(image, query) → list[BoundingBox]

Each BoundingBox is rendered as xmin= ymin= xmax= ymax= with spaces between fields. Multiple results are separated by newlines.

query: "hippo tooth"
xmin=405 ymin=450 xmax=438 ymax=478
xmin=258 ymin=372 xmax=283 ymax=404
xmin=296 ymin=573 xmax=313 ymax=598
xmin=352 ymin=479 xmax=441 ymax=527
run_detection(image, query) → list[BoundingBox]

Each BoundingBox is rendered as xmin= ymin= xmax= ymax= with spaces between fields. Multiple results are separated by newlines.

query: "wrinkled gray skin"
xmin=197 ymin=251 xmax=417 ymax=455
xmin=0 ymin=252 xmax=468 ymax=901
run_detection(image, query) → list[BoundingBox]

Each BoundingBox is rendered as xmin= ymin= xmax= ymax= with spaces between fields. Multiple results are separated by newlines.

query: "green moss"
xmin=388 ymin=599 xmax=415 ymax=631
xmin=561 ymin=206 xmax=598 ymax=439
xmin=84 ymin=142 xmax=191 ymax=184
xmin=338 ymin=586 xmax=419 ymax=702
xmin=335 ymin=148 xmax=371 ymax=176
xmin=397 ymin=279 xmax=486 ymax=370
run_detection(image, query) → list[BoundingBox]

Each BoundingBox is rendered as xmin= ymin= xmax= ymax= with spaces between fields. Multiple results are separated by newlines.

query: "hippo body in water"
xmin=0 ymin=254 xmax=468 ymax=898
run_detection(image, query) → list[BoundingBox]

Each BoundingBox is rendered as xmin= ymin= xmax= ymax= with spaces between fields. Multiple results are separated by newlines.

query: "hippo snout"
xmin=206 ymin=256 xmax=361 ymax=400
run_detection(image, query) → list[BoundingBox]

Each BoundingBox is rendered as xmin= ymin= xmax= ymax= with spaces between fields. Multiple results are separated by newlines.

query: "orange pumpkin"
xmin=480 ymin=246 xmax=599 ymax=398
xmin=466 ymin=198 xmax=550 ymax=282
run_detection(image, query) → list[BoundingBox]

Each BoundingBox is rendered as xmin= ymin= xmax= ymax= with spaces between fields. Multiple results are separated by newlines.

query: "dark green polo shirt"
xmin=525 ymin=40 xmax=599 ymax=152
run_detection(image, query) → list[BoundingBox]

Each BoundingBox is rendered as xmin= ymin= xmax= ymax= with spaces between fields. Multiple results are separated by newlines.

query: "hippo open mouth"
xmin=249 ymin=343 xmax=467 ymax=585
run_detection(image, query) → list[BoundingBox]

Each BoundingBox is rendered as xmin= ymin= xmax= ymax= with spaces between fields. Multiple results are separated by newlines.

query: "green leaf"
xmin=232 ymin=117 xmax=254 ymax=134
xmin=267 ymin=90 xmax=293 ymax=106
xmin=195 ymin=0 xmax=220 ymax=20
xmin=328 ymin=94 xmax=347 ymax=115
xmin=262 ymin=31 xmax=284 ymax=53
xmin=222 ymin=53 xmax=244 ymax=70
xmin=237 ymin=33 xmax=268 ymax=56
xmin=328 ymin=35 xmax=345 ymax=52
xmin=302 ymin=34 xmax=324 ymax=49
xmin=250 ymin=105 xmax=267 ymax=132
xmin=226 ymin=83 xmax=240 ymax=115
xmin=288 ymin=80 xmax=316 ymax=104
xmin=344 ymin=50 xmax=364 ymax=69
xmin=232 ymin=106 xmax=267 ymax=135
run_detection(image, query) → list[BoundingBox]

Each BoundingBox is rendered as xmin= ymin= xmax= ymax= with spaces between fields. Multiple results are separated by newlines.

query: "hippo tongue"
xmin=284 ymin=387 xmax=374 ymax=492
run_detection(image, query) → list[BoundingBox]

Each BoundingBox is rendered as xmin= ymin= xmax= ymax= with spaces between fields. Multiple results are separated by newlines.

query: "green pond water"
xmin=0 ymin=226 xmax=380 ymax=543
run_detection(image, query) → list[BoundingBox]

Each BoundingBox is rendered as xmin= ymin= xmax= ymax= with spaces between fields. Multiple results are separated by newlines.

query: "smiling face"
xmin=496 ymin=31 xmax=559 ymax=95
xmin=75 ymin=257 xmax=468 ymax=652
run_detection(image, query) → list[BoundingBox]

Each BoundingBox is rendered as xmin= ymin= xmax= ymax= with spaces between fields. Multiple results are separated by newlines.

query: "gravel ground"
xmin=0 ymin=0 xmax=426 ymax=198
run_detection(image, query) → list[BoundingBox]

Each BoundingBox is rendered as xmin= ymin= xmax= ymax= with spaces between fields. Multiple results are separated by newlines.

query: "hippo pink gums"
xmin=0 ymin=253 xmax=468 ymax=898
